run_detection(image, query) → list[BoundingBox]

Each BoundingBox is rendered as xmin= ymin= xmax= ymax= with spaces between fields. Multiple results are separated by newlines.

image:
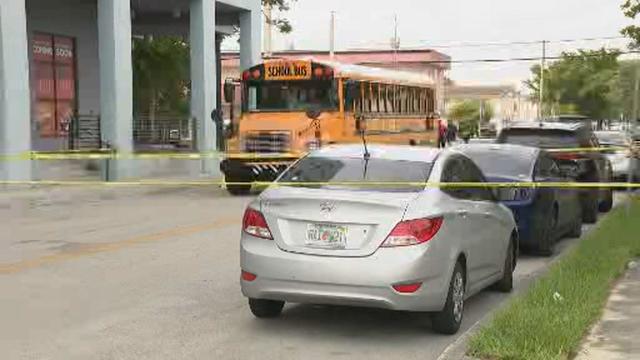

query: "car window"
xmin=535 ymin=155 xmax=562 ymax=179
xmin=441 ymin=156 xmax=492 ymax=201
xmin=463 ymin=158 xmax=494 ymax=201
xmin=464 ymin=149 xmax=533 ymax=179
xmin=596 ymin=132 xmax=629 ymax=146
xmin=549 ymin=159 xmax=562 ymax=177
xmin=278 ymin=156 xmax=433 ymax=192
xmin=498 ymin=128 xmax=580 ymax=149
xmin=535 ymin=155 xmax=552 ymax=179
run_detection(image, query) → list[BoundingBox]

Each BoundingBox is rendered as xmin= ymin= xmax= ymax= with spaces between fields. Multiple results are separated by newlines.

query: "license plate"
xmin=306 ymin=224 xmax=348 ymax=248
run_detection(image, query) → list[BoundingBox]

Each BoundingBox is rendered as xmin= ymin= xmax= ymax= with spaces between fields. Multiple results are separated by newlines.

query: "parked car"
xmin=595 ymin=131 xmax=632 ymax=181
xmin=457 ymin=144 xmax=583 ymax=255
xmin=240 ymin=145 xmax=518 ymax=334
xmin=497 ymin=122 xmax=613 ymax=223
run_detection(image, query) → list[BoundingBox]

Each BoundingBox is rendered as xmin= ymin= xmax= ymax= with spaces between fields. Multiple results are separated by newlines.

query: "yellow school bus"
xmin=220 ymin=59 xmax=440 ymax=195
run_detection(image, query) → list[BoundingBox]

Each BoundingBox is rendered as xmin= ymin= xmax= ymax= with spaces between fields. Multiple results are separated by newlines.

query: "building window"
xmin=32 ymin=33 xmax=77 ymax=138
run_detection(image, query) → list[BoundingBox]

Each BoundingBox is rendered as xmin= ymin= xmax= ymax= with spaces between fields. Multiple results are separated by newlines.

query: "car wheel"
xmin=493 ymin=240 xmax=514 ymax=293
xmin=599 ymin=190 xmax=613 ymax=213
xmin=568 ymin=215 xmax=583 ymax=238
xmin=538 ymin=208 xmax=557 ymax=257
xmin=582 ymin=195 xmax=599 ymax=224
xmin=248 ymin=298 xmax=285 ymax=318
xmin=432 ymin=262 xmax=465 ymax=335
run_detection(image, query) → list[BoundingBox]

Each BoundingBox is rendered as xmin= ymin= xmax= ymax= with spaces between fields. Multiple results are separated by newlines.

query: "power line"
xmin=415 ymin=50 xmax=640 ymax=65
xmin=416 ymin=36 xmax=627 ymax=49
xmin=347 ymin=35 xmax=627 ymax=51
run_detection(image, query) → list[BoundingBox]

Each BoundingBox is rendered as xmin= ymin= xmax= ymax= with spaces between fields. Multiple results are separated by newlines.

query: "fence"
xmin=133 ymin=114 xmax=195 ymax=150
xmin=68 ymin=114 xmax=102 ymax=150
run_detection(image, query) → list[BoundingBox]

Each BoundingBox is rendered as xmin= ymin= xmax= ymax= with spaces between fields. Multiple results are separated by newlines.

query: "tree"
xmin=262 ymin=0 xmax=297 ymax=33
xmin=622 ymin=0 xmax=640 ymax=48
xmin=132 ymin=37 xmax=190 ymax=119
xmin=524 ymin=49 xmax=621 ymax=119
xmin=448 ymin=100 xmax=494 ymax=138
xmin=614 ymin=60 xmax=640 ymax=120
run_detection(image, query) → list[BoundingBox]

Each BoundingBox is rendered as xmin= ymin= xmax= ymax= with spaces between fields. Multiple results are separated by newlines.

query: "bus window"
xmin=371 ymin=83 xmax=380 ymax=114
xmin=245 ymin=80 xmax=338 ymax=112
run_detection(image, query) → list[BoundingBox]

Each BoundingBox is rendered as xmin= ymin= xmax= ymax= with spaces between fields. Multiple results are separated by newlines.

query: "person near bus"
xmin=447 ymin=123 xmax=458 ymax=144
xmin=437 ymin=119 xmax=447 ymax=148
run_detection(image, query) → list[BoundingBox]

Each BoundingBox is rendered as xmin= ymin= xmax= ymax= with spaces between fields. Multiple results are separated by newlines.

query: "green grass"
xmin=468 ymin=198 xmax=640 ymax=360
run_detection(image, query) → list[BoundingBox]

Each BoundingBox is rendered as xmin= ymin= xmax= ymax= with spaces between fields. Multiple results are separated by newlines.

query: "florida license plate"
xmin=306 ymin=224 xmax=348 ymax=248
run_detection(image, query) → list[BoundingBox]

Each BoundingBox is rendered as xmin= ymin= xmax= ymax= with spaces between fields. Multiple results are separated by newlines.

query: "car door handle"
xmin=482 ymin=212 xmax=492 ymax=218
xmin=456 ymin=210 xmax=468 ymax=218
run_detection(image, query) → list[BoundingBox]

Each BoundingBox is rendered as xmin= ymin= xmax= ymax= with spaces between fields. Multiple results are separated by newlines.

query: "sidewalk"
xmin=576 ymin=260 xmax=640 ymax=360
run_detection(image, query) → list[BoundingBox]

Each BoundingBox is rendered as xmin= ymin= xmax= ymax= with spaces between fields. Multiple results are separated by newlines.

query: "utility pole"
xmin=264 ymin=4 xmax=273 ymax=57
xmin=391 ymin=14 xmax=400 ymax=113
xmin=329 ymin=11 xmax=336 ymax=60
xmin=539 ymin=40 xmax=547 ymax=122
xmin=391 ymin=14 xmax=400 ymax=67
xmin=633 ymin=66 xmax=639 ymax=129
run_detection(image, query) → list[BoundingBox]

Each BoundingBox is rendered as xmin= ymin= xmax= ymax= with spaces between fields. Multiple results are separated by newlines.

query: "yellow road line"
xmin=0 ymin=217 xmax=239 ymax=275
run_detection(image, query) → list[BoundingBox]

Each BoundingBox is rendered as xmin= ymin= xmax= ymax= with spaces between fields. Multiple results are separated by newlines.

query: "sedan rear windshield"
xmin=464 ymin=151 xmax=533 ymax=179
xmin=278 ymin=156 xmax=433 ymax=192
xmin=498 ymin=129 xmax=580 ymax=149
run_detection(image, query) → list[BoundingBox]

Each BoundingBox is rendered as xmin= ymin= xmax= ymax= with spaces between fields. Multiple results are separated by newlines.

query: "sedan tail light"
xmin=552 ymin=152 xmax=586 ymax=161
xmin=243 ymin=208 xmax=273 ymax=239
xmin=381 ymin=217 xmax=443 ymax=248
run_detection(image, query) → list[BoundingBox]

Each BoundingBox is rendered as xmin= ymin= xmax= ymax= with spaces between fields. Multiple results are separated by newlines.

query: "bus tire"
xmin=226 ymin=177 xmax=252 ymax=196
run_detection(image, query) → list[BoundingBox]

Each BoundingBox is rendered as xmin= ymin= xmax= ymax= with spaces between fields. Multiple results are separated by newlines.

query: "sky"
xmin=223 ymin=0 xmax=634 ymax=88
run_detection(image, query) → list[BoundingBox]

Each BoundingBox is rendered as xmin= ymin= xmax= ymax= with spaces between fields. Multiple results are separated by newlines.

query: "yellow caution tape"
xmin=0 ymin=145 xmax=637 ymax=161
xmin=1 ymin=180 xmax=639 ymax=189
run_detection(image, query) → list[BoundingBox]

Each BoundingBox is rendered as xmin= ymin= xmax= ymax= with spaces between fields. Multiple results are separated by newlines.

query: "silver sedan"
xmin=240 ymin=145 xmax=517 ymax=334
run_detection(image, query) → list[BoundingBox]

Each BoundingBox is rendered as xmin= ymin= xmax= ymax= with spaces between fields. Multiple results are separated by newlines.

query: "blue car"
xmin=458 ymin=144 xmax=583 ymax=256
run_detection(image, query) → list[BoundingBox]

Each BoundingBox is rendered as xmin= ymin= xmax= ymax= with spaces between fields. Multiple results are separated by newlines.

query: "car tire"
xmin=432 ymin=262 xmax=465 ymax=335
xmin=568 ymin=216 xmax=583 ymax=238
xmin=248 ymin=298 xmax=285 ymax=318
xmin=582 ymin=195 xmax=599 ymax=224
xmin=599 ymin=190 xmax=613 ymax=213
xmin=538 ymin=208 xmax=557 ymax=257
xmin=493 ymin=240 xmax=514 ymax=293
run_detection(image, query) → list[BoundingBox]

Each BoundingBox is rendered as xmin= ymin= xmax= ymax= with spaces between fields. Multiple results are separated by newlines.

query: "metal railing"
xmin=133 ymin=114 xmax=195 ymax=149
xmin=68 ymin=114 xmax=102 ymax=150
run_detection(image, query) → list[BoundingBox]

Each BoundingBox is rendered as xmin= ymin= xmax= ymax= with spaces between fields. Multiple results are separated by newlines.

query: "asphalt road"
xmin=0 ymin=186 xmax=622 ymax=360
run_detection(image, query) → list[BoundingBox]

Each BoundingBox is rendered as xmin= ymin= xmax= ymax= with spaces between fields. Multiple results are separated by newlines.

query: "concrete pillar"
xmin=239 ymin=8 xmax=262 ymax=71
xmin=0 ymin=0 xmax=31 ymax=181
xmin=98 ymin=0 xmax=133 ymax=180
xmin=190 ymin=0 xmax=217 ymax=176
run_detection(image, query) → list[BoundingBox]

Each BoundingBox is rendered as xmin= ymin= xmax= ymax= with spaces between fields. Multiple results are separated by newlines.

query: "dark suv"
xmin=497 ymin=122 xmax=613 ymax=223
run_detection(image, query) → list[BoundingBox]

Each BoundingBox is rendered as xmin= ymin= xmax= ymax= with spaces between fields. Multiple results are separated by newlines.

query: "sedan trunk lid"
xmin=260 ymin=187 xmax=418 ymax=257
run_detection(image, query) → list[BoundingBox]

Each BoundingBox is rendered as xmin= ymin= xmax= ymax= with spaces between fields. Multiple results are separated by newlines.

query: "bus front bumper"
xmin=220 ymin=155 xmax=299 ymax=183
